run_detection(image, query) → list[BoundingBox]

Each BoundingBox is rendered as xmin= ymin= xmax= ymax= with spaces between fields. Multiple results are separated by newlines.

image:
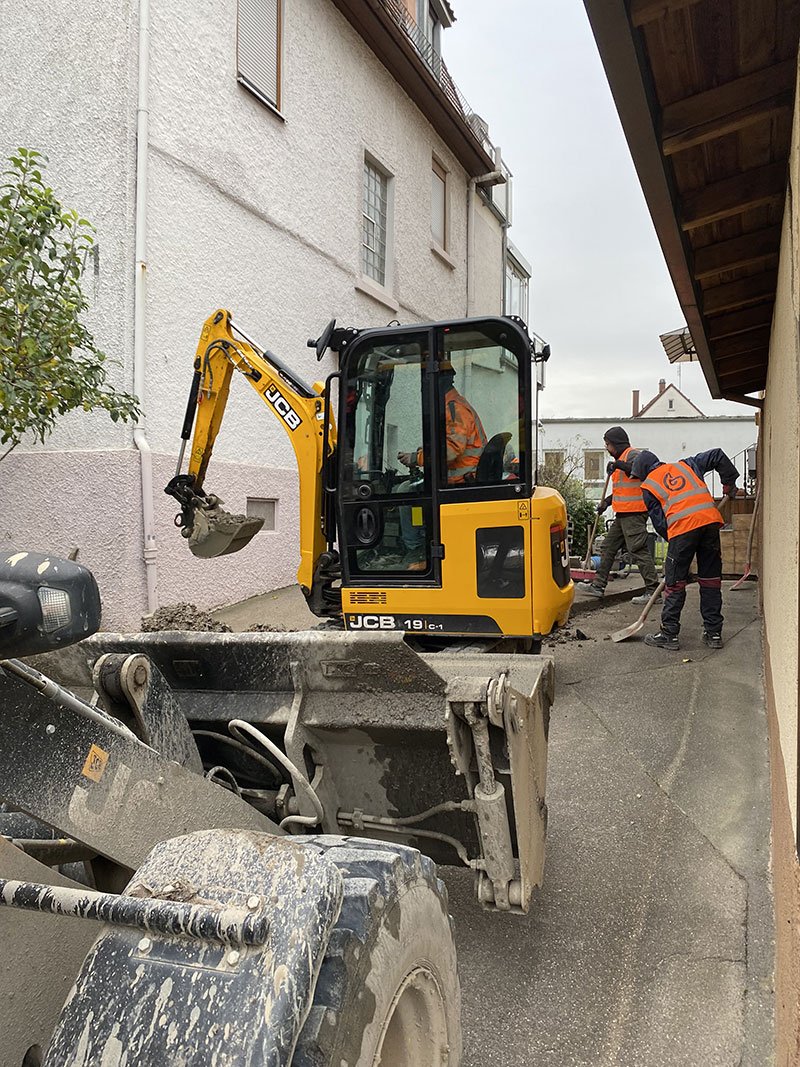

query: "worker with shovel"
xmin=629 ymin=448 xmax=739 ymax=651
xmin=583 ymin=426 xmax=660 ymax=604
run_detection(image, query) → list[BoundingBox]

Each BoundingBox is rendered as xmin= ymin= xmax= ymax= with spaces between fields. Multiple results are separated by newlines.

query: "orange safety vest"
xmin=415 ymin=388 xmax=488 ymax=484
xmin=641 ymin=461 xmax=723 ymax=539
xmin=611 ymin=446 xmax=647 ymax=513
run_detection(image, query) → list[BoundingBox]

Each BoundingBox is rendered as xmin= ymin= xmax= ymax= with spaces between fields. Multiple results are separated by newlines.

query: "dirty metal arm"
xmin=1 ymin=659 xmax=138 ymax=742
xmin=0 ymin=877 xmax=270 ymax=946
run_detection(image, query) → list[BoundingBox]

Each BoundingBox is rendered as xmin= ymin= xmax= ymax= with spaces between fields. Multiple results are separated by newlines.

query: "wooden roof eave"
xmin=583 ymin=0 xmax=722 ymax=396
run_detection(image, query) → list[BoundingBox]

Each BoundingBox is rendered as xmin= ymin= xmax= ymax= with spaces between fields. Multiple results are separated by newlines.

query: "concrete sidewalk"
xmin=448 ymin=583 xmax=772 ymax=1066
xmin=213 ymin=580 xmax=772 ymax=1064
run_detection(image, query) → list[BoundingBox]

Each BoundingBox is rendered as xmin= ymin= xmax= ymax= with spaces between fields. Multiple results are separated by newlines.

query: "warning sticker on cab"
xmin=517 ymin=500 xmax=530 ymax=520
xmin=82 ymin=744 xmax=110 ymax=783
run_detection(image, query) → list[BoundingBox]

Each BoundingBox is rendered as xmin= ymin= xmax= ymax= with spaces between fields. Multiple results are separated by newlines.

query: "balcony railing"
xmin=375 ymin=0 xmax=493 ymax=155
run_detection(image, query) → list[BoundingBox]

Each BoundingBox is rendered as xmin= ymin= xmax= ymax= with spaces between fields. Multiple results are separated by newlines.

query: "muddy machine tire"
xmin=295 ymin=837 xmax=461 ymax=1067
xmin=34 ymin=830 xmax=459 ymax=1066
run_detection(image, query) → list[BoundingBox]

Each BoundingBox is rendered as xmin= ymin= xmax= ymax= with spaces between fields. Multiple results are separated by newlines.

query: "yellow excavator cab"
xmin=167 ymin=310 xmax=574 ymax=646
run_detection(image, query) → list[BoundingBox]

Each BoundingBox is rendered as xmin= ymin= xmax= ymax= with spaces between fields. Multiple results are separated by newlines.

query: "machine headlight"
xmin=37 ymin=587 xmax=72 ymax=632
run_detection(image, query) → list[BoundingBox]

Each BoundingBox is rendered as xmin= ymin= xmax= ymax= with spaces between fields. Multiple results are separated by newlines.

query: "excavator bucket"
xmin=185 ymin=497 xmax=265 ymax=558
xmin=80 ymin=629 xmax=553 ymax=915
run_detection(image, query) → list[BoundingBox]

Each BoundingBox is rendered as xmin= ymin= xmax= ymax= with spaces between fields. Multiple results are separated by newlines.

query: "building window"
xmin=584 ymin=449 xmax=606 ymax=482
xmin=505 ymin=254 xmax=530 ymax=323
xmin=362 ymin=157 xmax=390 ymax=286
xmin=431 ymin=158 xmax=447 ymax=248
xmin=237 ymin=0 xmax=282 ymax=110
xmin=668 ymin=398 xmax=674 ymax=410
xmin=246 ymin=496 xmax=277 ymax=531
xmin=543 ymin=450 xmax=565 ymax=476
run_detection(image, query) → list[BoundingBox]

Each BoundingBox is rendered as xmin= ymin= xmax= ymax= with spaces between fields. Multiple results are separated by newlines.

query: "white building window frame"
xmin=431 ymin=154 xmax=449 ymax=255
xmin=360 ymin=153 xmax=394 ymax=295
xmin=505 ymin=248 xmax=531 ymax=325
xmin=583 ymin=449 xmax=606 ymax=483
xmin=236 ymin=0 xmax=284 ymax=116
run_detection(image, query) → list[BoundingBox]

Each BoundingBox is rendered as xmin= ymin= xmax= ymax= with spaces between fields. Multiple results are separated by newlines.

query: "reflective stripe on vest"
xmin=642 ymin=461 xmax=723 ymax=539
xmin=611 ymin=446 xmax=647 ymax=513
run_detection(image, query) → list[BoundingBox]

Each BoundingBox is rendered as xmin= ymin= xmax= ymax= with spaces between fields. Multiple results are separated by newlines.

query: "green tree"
xmin=0 ymin=148 xmax=139 ymax=462
xmin=538 ymin=440 xmax=599 ymax=558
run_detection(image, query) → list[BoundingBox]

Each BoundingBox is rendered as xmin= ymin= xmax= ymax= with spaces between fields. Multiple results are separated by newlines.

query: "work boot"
xmin=631 ymin=590 xmax=662 ymax=604
xmin=583 ymin=584 xmax=604 ymax=598
xmin=644 ymin=631 xmax=680 ymax=651
xmin=703 ymin=632 xmax=724 ymax=650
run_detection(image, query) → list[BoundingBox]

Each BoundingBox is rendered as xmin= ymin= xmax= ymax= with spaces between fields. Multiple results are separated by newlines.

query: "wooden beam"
xmin=714 ymin=352 xmax=769 ymax=378
xmin=712 ymin=327 xmax=772 ymax=361
xmin=662 ymin=61 xmax=796 ymax=155
xmin=692 ymin=226 xmax=782 ymax=280
xmin=629 ymin=0 xmax=703 ymax=27
xmin=706 ymin=304 xmax=775 ymax=340
xmin=702 ymin=272 xmax=778 ymax=316
xmin=716 ymin=366 xmax=767 ymax=390
xmin=681 ymin=162 xmax=787 ymax=230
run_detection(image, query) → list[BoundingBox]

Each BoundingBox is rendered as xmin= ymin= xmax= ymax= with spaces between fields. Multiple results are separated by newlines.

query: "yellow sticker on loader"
xmin=82 ymin=744 xmax=110 ymax=783
xmin=517 ymin=501 xmax=531 ymax=520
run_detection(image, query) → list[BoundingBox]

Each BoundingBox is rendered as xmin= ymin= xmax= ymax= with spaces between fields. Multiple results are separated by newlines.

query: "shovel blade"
xmin=611 ymin=620 xmax=644 ymax=643
xmin=730 ymin=566 xmax=752 ymax=591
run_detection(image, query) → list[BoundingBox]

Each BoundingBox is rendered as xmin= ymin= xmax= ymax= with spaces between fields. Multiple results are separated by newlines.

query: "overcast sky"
xmin=444 ymin=0 xmax=745 ymax=419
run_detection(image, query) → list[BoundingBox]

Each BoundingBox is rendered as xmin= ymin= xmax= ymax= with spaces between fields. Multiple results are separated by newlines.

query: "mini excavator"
xmin=166 ymin=309 xmax=574 ymax=647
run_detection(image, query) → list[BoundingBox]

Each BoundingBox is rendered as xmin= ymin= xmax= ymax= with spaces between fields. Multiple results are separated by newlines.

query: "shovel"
xmin=611 ymin=579 xmax=666 ymax=643
xmin=579 ymin=470 xmax=613 ymax=575
xmin=731 ymin=487 xmax=760 ymax=590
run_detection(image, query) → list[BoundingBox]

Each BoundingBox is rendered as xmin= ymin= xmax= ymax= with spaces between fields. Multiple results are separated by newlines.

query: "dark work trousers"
xmin=660 ymin=523 xmax=723 ymax=636
xmin=593 ymin=512 xmax=660 ymax=592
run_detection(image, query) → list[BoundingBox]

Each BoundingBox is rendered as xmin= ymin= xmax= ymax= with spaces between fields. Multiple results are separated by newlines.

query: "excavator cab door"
xmin=337 ymin=329 xmax=440 ymax=582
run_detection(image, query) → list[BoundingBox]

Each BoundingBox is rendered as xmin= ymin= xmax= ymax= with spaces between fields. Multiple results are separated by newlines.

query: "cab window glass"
xmin=438 ymin=325 xmax=524 ymax=488
xmin=341 ymin=335 xmax=433 ymax=576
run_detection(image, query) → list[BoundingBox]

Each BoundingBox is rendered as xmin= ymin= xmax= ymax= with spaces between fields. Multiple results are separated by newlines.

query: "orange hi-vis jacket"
xmin=612 ymin=446 xmax=647 ymax=513
xmin=415 ymin=388 xmax=488 ymax=484
xmin=641 ymin=461 xmax=723 ymax=539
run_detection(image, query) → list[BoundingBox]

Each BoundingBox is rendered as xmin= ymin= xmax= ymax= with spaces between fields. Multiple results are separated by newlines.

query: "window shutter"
xmin=237 ymin=0 xmax=281 ymax=108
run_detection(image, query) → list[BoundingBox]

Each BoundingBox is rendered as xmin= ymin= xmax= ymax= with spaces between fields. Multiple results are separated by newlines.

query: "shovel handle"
xmin=583 ymin=470 xmax=613 ymax=570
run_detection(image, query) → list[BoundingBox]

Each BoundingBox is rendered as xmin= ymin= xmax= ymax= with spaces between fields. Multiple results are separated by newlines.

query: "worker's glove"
xmin=722 ymin=484 xmax=738 ymax=500
xmin=596 ymin=498 xmax=609 ymax=515
xmin=397 ymin=451 xmax=416 ymax=469
xmin=607 ymin=459 xmax=631 ymax=476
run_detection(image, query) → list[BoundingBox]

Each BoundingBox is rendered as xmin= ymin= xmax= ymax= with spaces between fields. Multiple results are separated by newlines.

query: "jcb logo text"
xmin=265 ymin=386 xmax=301 ymax=431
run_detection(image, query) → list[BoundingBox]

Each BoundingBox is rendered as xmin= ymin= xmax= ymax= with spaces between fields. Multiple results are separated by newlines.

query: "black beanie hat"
xmin=603 ymin=425 xmax=630 ymax=448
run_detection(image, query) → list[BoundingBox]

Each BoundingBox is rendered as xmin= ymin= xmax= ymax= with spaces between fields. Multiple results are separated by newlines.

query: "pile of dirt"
xmin=141 ymin=604 xmax=232 ymax=633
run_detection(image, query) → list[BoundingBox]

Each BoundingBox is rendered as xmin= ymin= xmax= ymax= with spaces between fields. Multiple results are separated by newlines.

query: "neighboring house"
xmin=542 ymin=378 xmax=757 ymax=502
xmin=1 ymin=0 xmax=530 ymax=627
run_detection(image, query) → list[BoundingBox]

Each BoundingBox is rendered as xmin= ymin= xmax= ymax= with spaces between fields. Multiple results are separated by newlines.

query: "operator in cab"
xmin=397 ymin=358 xmax=488 ymax=485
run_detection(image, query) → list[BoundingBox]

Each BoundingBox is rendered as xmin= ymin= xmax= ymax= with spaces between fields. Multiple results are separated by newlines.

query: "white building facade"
xmin=542 ymin=383 xmax=757 ymax=502
xmin=1 ymin=0 xmax=527 ymax=627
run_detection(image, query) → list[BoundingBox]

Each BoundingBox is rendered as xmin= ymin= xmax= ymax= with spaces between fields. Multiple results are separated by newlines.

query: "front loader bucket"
xmin=186 ymin=502 xmax=264 ymax=558
xmin=84 ymin=630 xmax=554 ymax=914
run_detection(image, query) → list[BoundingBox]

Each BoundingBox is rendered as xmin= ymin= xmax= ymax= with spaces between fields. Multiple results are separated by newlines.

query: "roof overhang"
xmin=583 ymin=0 xmax=800 ymax=406
xmin=331 ymin=0 xmax=496 ymax=177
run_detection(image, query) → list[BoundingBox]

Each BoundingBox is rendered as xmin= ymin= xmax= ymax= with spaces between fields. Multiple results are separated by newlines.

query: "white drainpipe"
xmin=133 ymin=0 xmax=158 ymax=613
xmin=466 ymin=168 xmax=504 ymax=317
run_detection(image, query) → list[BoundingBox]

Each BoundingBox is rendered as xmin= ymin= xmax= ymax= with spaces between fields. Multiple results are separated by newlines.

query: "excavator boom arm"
xmin=167 ymin=309 xmax=335 ymax=594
